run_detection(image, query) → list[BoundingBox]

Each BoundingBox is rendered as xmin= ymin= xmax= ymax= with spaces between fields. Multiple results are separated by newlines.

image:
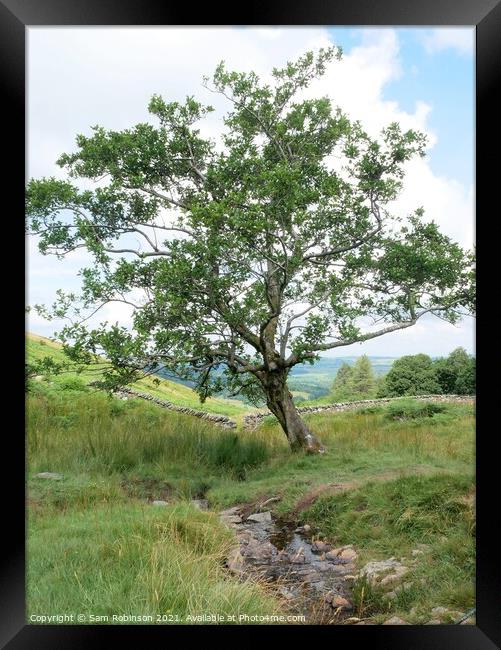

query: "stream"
xmin=220 ymin=508 xmax=357 ymax=624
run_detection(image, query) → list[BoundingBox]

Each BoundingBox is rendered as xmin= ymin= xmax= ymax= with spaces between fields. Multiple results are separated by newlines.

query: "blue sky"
xmin=327 ymin=27 xmax=474 ymax=188
xmin=27 ymin=26 xmax=475 ymax=357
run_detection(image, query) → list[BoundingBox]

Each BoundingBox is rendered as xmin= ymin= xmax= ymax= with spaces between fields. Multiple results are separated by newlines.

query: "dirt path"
xmin=292 ymin=465 xmax=454 ymax=513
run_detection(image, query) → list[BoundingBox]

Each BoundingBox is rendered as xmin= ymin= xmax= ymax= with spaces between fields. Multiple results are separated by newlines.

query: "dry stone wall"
xmin=243 ymin=395 xmax=475 ymax=429
xmin=114 ymin=387 xmax=237 ymax=428
xmin=112 ymin=387 xmax=473 ymax=431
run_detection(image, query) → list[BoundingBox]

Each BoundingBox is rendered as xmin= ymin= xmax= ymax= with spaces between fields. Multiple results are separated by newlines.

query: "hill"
xmin=26 ymin=333 xmax=252 ymax=418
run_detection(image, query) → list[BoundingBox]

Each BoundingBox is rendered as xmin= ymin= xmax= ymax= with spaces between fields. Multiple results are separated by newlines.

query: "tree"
xmin=331 ymin=362 xmax=354 ymax=401
xmin=378 ymin=353 xmax=442 ymax=397
xmin=26 ymin=48 xmax=475 ymax=453
xmin=350 ymin=355 xmax=377 ymax=398
xmin=455 ymin=357 xmax=475 ymax=395
xmin=434 ymin=347 xmax=475 ymax=395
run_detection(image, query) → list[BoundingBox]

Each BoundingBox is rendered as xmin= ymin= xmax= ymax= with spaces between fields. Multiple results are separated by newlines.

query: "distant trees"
xmin=331 ymin=355 xmax=377 ymax=401
xmin=377 ymin=348 xmax=475 ymax=397
xmin=377 ymin=354 xmax=442 ymax=397
xmin=433 ymin=347 xmax=475 ymax=395
xmin=331 ymin=362 xmax=354 ymax=401
xmin=351 ymin=355 xmax=377 ymax=397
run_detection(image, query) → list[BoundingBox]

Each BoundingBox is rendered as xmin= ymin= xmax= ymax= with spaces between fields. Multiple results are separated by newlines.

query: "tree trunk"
xmin=264 ymin=371 xmax=325 ymax=453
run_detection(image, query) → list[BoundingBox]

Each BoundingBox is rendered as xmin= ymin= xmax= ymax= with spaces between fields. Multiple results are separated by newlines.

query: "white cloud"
xmin=421 ymin=28 xmax=475 ymax=57
xmin=26 ymin=27 xmax=474 ymax=356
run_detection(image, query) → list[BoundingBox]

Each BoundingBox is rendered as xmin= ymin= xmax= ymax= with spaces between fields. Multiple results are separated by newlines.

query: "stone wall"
xmin=114 ymin=387 xmax=237 ymax=428
xmin=113 ymin=387 xmax=474 ymax=431
xmin=243 ymin=394 xmax=475 ymax=429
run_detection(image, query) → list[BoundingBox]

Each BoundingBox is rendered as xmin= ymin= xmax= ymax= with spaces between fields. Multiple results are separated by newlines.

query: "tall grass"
xmin=27 ymin=383 xmax=275 ymax=481
xmin=28 ymin=502 xmax=281 ymax=622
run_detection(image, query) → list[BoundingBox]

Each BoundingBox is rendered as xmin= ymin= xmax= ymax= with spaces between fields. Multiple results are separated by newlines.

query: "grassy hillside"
xmin=27 ymin=333 xmax=252 ymax=417
xmin=27 ymin=371 xmax=475 ymax=624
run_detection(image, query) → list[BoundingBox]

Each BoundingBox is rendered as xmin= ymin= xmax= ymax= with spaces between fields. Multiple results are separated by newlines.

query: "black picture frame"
xmin=2 ymin=1 xmax=499 ymax=647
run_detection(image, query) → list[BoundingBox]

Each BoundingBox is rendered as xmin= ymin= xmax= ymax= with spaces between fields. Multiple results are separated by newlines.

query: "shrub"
xmin=384 ymin=400 xmax=447 ymax=421
xmin=57 ymin=376 xmax=89 ymax=392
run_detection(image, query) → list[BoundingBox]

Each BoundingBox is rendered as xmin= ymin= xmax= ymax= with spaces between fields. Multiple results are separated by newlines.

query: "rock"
xmin=241 ymin=539 xmax=275 ymax=560
xmin=331 ymin=595 xmax=353 ymax=610
xmin=359 ymin=558 xmax=403 ymax=583
xmin=325 ymin=548 xmax=340 ymax=561
xmin=312 ymin=540 xmax=331 ymax=553
xmin=339 ymin=548 xmax=357 ymax=561
xmin=326 ymin=564 xmax=354 ymax=576
xmin=379 ymin=565 xmax=409 ymax=586
xmin=412 ymin=549 xmax=424 ymax=557
xmin=152 ymin=500 xmax=169 ymax=506
xmin=324 ymin=591 xmax=352 ymax=608
xmin=219 ymin=506 xmax=240 ymax=517
xmin=220 ymin=514 xmax=242 ymax=525
xmin=246 ymin=511 xmax=272 ymax=523
xmin=344 ymin=617 xmax=362 ymax=624
xmin=425 ymin=620 xmax=442 ymax=625
xmin=227 ymin=548 xmax=245 ymax=575
xmin=35 ymin=472 xmax=63 ymax=480
xmin=191 ymin=499 xmax=208 ymax=510
xmin=383 ymin=616 xmax=407 ymax=625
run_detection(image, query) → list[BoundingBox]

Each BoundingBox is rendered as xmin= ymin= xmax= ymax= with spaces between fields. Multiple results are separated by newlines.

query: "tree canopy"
xmin=378 ymin=353 xmax=443 ymax=397
xmin=26 ymin=48 xmax=475 ymax=452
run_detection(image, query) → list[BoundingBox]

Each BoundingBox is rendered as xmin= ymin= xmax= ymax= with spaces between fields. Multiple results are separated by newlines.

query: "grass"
xmin=304 ymin=473 xmax=474 ymax=621
xmin=26 ymin=347 xmax=475 ymax=625
xmin=209 ymin=403 xmax=474 ymax=512
xmin=28 ymin=381 xmax=274 ymax=488
xmin=28 ymin=502 xmax=280 ymax=623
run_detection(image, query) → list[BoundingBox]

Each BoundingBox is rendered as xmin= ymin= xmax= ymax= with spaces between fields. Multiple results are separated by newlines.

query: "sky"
xmin=27 ymin=26 xmax=475 ymax=358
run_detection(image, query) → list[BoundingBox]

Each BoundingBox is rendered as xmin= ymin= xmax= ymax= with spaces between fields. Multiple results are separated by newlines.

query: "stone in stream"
xmin=246 ymin=511 xmax=272 ymax=523
xmin=35 ymin=472 xmax=63 ymax=480
xmin=311 ymin=540 xmax=331 ymax=553
xmin=325 ymin=594 xmax=353 ymax=610
xmin=220 ymin=514 xmax=242 ymax=525
xmin=241 ymin=539 xmax=275 ymax=561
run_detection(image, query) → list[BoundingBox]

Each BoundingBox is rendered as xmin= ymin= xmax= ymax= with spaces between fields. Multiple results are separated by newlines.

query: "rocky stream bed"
xmin=217 ymin=505 xmax=475 ymax=626
xmin=219 ymin=506 xmax=359 ymax=624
